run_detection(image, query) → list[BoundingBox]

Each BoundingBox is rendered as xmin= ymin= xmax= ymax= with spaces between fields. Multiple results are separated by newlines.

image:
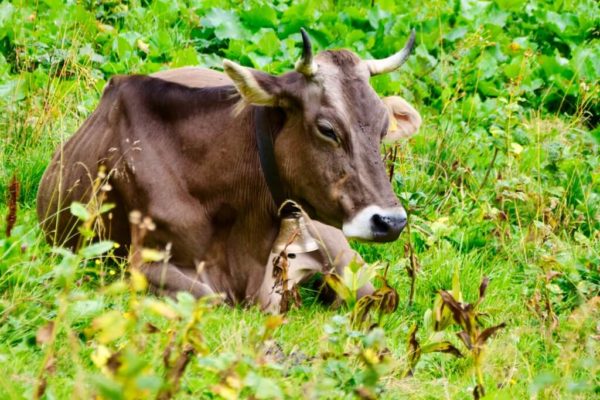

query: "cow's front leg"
xmin=258 ymin=251 xmax=324 ymax=313
xmin=258 ymin=221 xmax=376 ymax=313
xmin=140 ymin=262 xmax=214 ymax=299
xmin=309 ymin=221 xmax=375 ymax=298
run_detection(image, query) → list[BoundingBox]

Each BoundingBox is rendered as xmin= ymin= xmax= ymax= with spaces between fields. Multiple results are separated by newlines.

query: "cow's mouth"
xmin=342 ymin=205 xmax=407 ymax=242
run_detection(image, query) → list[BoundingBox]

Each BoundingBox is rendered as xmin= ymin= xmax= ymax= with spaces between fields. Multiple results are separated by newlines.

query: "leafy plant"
xmin=324 ymin=258 xmax=380 ymax=309
xmin=436 ymin=277 xmax=506 ymax=399
xmin=402 ymin=323 xmax=462 ymax=378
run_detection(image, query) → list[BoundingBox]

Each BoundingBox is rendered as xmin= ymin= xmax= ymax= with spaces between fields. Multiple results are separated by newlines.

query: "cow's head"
xmin=223 ymin=30 xmax=421 ymax=242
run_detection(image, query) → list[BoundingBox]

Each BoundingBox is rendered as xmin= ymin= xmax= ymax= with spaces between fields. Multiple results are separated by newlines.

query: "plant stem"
xmin=405 ymin=220 xmax=417 ymax=307
xmin=478 ymin=147 xmax=498 ymax=196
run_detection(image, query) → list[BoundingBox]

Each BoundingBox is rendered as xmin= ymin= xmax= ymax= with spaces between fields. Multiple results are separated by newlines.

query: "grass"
xmin=1 ymin=0 xmax=599 ymax=399
xmin=1 ymin=111 xmax=597 ymax=398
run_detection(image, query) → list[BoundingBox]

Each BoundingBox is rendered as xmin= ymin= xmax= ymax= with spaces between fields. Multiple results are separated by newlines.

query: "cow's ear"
xmin=223 ymin=60 xmax=281 ymax=106
xmin=382 ymin=96 xmax=422 ymax=142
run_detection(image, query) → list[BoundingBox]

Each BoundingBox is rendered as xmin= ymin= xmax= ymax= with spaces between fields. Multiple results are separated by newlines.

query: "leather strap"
xmin=254 ymin=106 xmax=286 ymax=207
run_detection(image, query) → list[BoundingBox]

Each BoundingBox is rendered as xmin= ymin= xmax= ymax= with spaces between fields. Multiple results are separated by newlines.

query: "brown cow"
xmin=37 ymin=30 xmax=421 ymax=309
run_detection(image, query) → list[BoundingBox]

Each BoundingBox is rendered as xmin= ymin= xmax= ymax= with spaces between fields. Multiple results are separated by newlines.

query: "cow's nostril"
xmin=371 ymin=213 xmax=389 ymax=232
xmin=370 ymin=213 xmax=407 ymax=242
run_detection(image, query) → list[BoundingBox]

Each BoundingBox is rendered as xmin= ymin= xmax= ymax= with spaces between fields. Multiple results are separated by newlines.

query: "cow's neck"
xmin=180 ymin=102 xmax=283 ymax=268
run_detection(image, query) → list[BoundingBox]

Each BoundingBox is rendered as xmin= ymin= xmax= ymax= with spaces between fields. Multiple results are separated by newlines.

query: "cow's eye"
xmin=317 ymin=123 xmax=338 ymax=143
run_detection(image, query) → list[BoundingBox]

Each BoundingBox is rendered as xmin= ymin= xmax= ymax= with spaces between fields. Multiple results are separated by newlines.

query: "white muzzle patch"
xmin=342 ymin=205 xmax=407 ymax=241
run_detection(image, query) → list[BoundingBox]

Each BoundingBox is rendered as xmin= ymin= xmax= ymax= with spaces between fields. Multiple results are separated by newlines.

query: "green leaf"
xmin=150 ymin=29 xmax=172 ymax=57
xmin=51 ymin=247 xmax=79 ymax=286
xmin=244 ymin=373 xmax=283 ymax=399
xmin=202 ymin=8 xmax=247 ymax=40
xmin=256 ymin=29 xmax=281 ymax=57
xmin=457 ymin=330 xmax=472 ymax=349
xmin=477 ymin=276 xmax=490 ymax=305
xmin=112 ymin=34 xmax=135 ymax=61
xmin=445 ymin=27 xmax=467 ymax=42
xmin=69 ymin=299 xmax=105 ymax=322
xmin=478 ymin=53 xmax=499 ymax=80
xmin=571 ymin=46 xmax=600 ymax=81
xmin=171 ymin=47 xmax=199 ymax=67
xmin=241 ymin=4 xmax=277 ymax=30
xmin=543 ymin=11 xmax=575 ymax=34
xmin=79 ymin=241 xmax=115 ymax=258
xmin=324 ymin=273 xmax=352 ymax=303
xmin=89 ymin=374 xmax=124 ymax=400
xmin=99 ymin=203 xmax=116 ymax=214
xmin=70 ymin=202 xmax=91 ymax=221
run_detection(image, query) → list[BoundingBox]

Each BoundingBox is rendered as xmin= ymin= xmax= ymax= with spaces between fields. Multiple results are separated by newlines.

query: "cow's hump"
xmin=151 ymin=67 xmax=233 ymax=89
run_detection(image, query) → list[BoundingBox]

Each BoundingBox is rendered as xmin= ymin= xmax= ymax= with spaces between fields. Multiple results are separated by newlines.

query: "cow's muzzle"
xmin=342 ymin=206 xmax=407 ymax=242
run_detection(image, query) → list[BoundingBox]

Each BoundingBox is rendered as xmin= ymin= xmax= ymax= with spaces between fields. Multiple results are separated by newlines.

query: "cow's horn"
xmin=295 ymin=28 xmax=317 ymax=76
xmin=365 ymin=30 xmax=416 ymax=76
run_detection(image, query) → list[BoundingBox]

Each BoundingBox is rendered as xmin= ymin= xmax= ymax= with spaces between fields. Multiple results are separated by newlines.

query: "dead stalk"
xmin=5 ymin=174 xmax=20 ymax=237
xmin=157 ymin=344 xmax=195 ymax=400
xmin=404 ymin=219 xmax=419 ymax=307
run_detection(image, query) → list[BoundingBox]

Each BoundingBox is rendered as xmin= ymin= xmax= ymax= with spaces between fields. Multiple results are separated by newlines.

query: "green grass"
xmin=1 ymin=0 xmax=599 ymax=399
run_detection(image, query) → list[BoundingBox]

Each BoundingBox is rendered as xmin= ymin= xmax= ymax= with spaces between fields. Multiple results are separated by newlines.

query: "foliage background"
xmin=0 ymin=0 xmax=599 ymax=399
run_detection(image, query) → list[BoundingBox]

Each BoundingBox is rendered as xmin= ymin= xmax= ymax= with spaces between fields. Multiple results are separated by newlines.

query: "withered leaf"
xmin=404 ymin=323 xmax=421 ymax=377
xmin=145 ymin=323 xmax=160 ymax=333
xmin=355 ymin=386 xmax=377 ymax=400
xmin=473 ymin=383 xmax=485 ymax=399
xmin=36 ymin=322 xmax=55 ymax=346
xmin=375 ymin=276 xmax=399 ymax=314
xmin=457 ymin=331 xmax=472 ymax=350
xmin=476 ymin=322 xmax=507 ymax=346
xmin=433 ymin=295 xmax=453 ymax=331
xmin=351 ymin=295 xmax=376 ymax=327
xmin=545 ymin=271 xmax=562 ymax=281
xmin=407 ymin=323 xmax=419 ymax=356
xmin=106 ymin=350 xmax=122 ymax=373
xmin=420 ymin=341 xmax=463 ymax=358
xmin=478 ymin=276 xmax=490 ymax=305
xmin=439 ymin=290 xmax=469 ymax=329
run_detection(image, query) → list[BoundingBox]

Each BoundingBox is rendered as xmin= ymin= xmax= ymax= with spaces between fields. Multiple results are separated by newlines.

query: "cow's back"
xmin=37 ymin=67 xmax=236 ymax=248
xmin=151 ymin=67 xmax=232 ymax=88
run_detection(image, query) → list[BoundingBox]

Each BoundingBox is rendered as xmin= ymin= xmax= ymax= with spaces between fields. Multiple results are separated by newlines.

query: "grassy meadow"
xmin=1 ymin=0 xmax=599 ymax=399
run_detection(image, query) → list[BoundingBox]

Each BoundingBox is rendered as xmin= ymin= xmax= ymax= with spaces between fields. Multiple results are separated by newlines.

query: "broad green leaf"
xmin=89 ymin=310 xmax=128 ymax=343
xmin=244 ymin=373 xmax=283 ymax=399
xmin=69 ymin=299 xmax=105 ymax=322
xmin=256 ymin=29 xmax=281 ymax=57
xmin=445 ymin=27 xmax=467 ymax=42
xmin=202 ymin=8 xmax=247 ymax=40
xmin=70 ymin=202 xmax=90 ymax=221
xmin=324 ymin=273 xmax=352 ymax=302
xmin=171 ymin=47 xmax=199 ymax=67
xmin=241 ymin=4 xmax=277 ymax=30
xmin=80 ymin=241 xmax=115 ymax=258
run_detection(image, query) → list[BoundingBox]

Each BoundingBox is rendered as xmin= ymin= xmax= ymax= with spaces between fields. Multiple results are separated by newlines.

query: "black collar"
xmin=253 ymin=106 xmax=286 ymax=208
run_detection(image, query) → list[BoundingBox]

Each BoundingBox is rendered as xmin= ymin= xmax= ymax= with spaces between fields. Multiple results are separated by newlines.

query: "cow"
xmin=36 ymin=30 xmax=422 ymax=310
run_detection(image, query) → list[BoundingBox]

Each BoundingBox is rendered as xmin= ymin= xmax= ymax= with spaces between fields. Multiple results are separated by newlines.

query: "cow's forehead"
xmin=311 ymin=50 xmax=387 ymax=129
